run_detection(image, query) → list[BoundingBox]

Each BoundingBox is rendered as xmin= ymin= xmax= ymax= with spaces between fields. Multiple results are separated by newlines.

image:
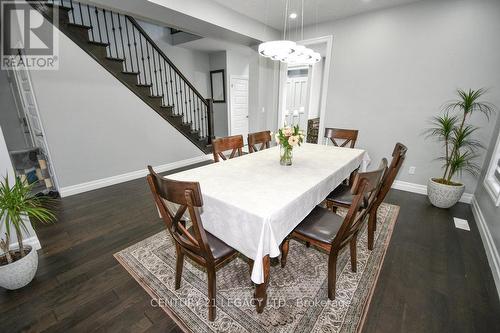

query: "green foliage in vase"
xmin=0 ymin=176 xmax=56 ymax=264
xmin=425 ymin=88 xmax=495 ymax=186
xmin=274 ymin=125 xmax=304 ymax=149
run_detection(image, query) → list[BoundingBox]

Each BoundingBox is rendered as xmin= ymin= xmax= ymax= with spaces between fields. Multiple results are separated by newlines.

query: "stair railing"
xmin=44 ymin=0 xmax=214 ymax=143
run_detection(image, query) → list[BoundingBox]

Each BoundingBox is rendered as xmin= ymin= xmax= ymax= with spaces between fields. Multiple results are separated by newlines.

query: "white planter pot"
xmin=0 ymin=246 xmax=38 ymax=290
xmin=427 ymin=178 xmax=465 ymax=209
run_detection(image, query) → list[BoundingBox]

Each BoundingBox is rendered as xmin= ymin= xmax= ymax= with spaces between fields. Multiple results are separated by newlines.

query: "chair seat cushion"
xmin=326 ymin=184 xmax=354 ymax=207
xmin=187 ymin=226 xmax=236 ymax=260
xmin=294 ymin=206 xmax=343 ymax=244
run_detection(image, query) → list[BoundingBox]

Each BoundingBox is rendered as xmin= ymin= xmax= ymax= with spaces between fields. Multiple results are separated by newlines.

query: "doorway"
xmin=229 ymin=75 xmax=249 ymax=140
xmin=278 ymin=36 xmax=333 ymax=144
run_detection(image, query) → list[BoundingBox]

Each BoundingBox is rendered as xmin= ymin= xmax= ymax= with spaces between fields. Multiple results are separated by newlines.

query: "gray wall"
xmin=0 ymin=69 xmax=27 ymax=151
xmin=28 ymin=23 xmax=204 ymax=189
xmin=209 ymin=51 xmax=228 ymax=137
xmin=303 ymin=0 xmax=500 ymax=195
xmin=475 ymin=115 xmax=500 ymax=253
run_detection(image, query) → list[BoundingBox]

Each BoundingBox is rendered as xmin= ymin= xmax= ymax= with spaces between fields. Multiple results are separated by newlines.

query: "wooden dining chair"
xmin=280 ymin=162 xmax=386 ymax=300
xmin=326 ymin=142 xmax=407 ymax=250
xmin=212 ymin=135 xmax=244 ymax=162
xmin=146 ymin=166 xmax=238 ymax=321
xmin=248 ymin=131 xmax=272 ymax=153
xmin=324 ymin=128 xmax=359 ymax=148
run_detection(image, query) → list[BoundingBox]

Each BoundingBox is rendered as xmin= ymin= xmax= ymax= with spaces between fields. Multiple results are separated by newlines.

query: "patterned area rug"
xmin=115 ymin=203 xmax=399 ymax=333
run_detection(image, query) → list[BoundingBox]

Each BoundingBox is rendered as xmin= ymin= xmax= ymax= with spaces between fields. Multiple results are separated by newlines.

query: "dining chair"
xmin=324 ymin=128 xmax=359 ymax=148
xmin=280 ymin=161 xmax=386 ymax=300
xmin=212 ymin=135 xmax=244 ymax=162
xmin=248 ymin=131 xmax=272 ymax=153
xmin=146 ymin=166 xmax=239 ymax=321
xmin=326 ymin=142 xmax=407 ymax=250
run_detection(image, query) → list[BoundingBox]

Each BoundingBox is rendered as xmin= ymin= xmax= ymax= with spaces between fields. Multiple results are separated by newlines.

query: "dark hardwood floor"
xmin=1 ymin=161 xmax=499 ymax=332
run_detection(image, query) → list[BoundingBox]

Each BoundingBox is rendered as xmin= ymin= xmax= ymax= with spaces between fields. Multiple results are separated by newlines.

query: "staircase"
xmin=29 ymin=0 xmax=215 ymax=153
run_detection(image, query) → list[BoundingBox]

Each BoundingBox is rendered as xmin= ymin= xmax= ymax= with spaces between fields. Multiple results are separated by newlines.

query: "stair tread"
xmin=88 ymin=41 xmax=109 ymax=47
xmin=137 ymin=84 xmax=152 ymax=88
xmin=66 ymin=22 xmax=91 ymax=29
xmin=149 ymin=95 xmax=164 ymax=99
xmin=122 ymin=71 xmax=140 ymax=75
xmin=105 ymin=57 xmax=125 ymax=62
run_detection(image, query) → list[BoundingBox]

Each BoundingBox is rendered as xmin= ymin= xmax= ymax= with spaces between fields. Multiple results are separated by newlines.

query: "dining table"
xmin=168 ymin=142 xmax=370 ymax=312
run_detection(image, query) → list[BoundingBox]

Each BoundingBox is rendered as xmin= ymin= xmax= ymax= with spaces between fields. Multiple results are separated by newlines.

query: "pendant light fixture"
xmin=258 ymin=0 xmax=321 ymax=65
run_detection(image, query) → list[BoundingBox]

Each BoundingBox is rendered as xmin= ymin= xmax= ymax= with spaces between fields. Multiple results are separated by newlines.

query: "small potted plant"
xmin=425 ymin=88 xmax=495 ymax=208
xmin=0 ymin=176 xmax=56 ymax=290
xmin=275 ymin=125 xmax=304 ymax=166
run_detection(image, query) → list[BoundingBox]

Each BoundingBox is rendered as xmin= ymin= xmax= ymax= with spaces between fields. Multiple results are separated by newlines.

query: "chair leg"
xmin=350 ymin=235 xmax=357 ymax=273
xmin=305 ymin=242 xmax=310 ymax=248
xmin=248 ymin=259 xmax=254 ymax=277
xmin=327 ymin=252 xmax=338 ymax=300
xmin=368 ymin=211 xmax=377 ymax=251
xmin=207 ymin=267 xmax=216 ymax=321
xmin=175 ymin=246 xmax=184 ymax=290
xmin=280 ymin=238 xmax=290 ymax=268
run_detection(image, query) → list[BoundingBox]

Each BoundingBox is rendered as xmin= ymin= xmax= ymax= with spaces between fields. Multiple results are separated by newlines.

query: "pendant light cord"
xmin=301 ymin=0 xmax=304 ymax=40
xmin=283 ymin=0 xmax=289 ymax=40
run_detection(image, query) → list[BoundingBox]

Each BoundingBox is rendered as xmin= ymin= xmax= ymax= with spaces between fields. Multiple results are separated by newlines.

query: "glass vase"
xmin=280 ymin=145 xmax=293 ymax=166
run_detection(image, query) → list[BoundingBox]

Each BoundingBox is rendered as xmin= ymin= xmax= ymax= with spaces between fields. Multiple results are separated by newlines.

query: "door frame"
xmin=277 ymin=35 xmax=333 ymax=143
xmin=228 ymin=75 xmax=249 ymax=137
xmin=10 ymin=55 xmax=61 ymax=191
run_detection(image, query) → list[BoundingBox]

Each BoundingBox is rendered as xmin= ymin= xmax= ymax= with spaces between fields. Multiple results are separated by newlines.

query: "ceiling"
xmin=210 ymin=0 xmax=424 ymax=30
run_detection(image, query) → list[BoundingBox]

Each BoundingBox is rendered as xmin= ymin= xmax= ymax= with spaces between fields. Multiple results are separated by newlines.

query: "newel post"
xmin=206 ymin=98 xmax=215 ymax=145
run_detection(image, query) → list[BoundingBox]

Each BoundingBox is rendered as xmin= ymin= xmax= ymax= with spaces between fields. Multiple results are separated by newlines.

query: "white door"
xmin=11 ymin=55 xmax=59 ymax=190
xmin=285 ymin=76 xmax=309 ymax=130
xmin=230 ymin=76 xmax=249 ymax=139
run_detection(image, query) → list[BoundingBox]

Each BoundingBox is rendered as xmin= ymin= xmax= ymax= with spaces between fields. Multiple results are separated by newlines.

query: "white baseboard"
xmin=391 ymin=180 xmax=473 ymax=204
xmin=59 ymin=155 xmax=212 ymax=197
xmin=471 ymin=197 xmax=500 ymax=299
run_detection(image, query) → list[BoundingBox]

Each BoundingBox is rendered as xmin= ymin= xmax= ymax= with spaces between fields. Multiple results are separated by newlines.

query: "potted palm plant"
xmin=0 ymin=176 xmax=56 ymax=290
xmin=425 ymin=88 xmax=495 ymax=208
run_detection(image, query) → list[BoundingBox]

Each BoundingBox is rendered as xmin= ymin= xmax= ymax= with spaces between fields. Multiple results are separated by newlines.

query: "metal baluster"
xmin=124 ymin=19 xmax=134 ymax=73
xmin=159 ymin=59 xmax=166 ymax=106
xmin=102 ymin=9 xmax=111 ymax=47
xmin=77 ymin=2 xmax=84 ymax=27
xmin=86 ymin=4 xmax=95 ymax=41
xmin=94 ymin=7 xmax=103 ymax=43
xmin=169 ymin=67 xmax=175 ymax=111
xmin=174 ymin=72 xmax=180 ymax=116
xmin=69 ymin=0 xmax=75 ymax=23
xmin=130 ymin=22 xmax=140 ymax=84
xmin=138 ymin=33 xmax=147 ymax=85
xmin=110 ymin=12 xmax=120 ymax=60
xmin=145 ymin=43 xmax=153 ymax=94
xmin=151 ymin=50 xmax=160 ymax=97
xmin=117 ymin=15 xmax=127 ymax=69
xmin=162 ymin=61 xmax=170 ymax=107
xmin=186 ymin=83 xmax=191 ymax=126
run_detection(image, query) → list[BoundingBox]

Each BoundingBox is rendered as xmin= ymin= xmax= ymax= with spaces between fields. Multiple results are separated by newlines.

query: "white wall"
xmin=303 ymin=0 xmax=500 ymax=194
xmin=27 ymin=22 xmax=204 ymax=190
xmin=473 ymin=115 xmax=500 ymax=293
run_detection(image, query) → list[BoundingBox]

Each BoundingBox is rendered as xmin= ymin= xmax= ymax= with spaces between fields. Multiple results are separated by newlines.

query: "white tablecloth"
xmin=169 ymin=143 xmax=368 ymax=283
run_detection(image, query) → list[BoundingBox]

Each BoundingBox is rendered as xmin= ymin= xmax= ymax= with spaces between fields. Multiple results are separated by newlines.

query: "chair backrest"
xmin=324 ymin=128 xmax=359 ymax=148
xmin=332 ymin=160 xmax=387 ymax=250
xmin=248 ymin=131 xmax=271 ymax=153
xmin=212 ymin=135 xmax=244 ymax=162
xmin=146 ymin=166 xmax=215 ymax=263
xmin=374 ymin=142 xmax=407 ymax=207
